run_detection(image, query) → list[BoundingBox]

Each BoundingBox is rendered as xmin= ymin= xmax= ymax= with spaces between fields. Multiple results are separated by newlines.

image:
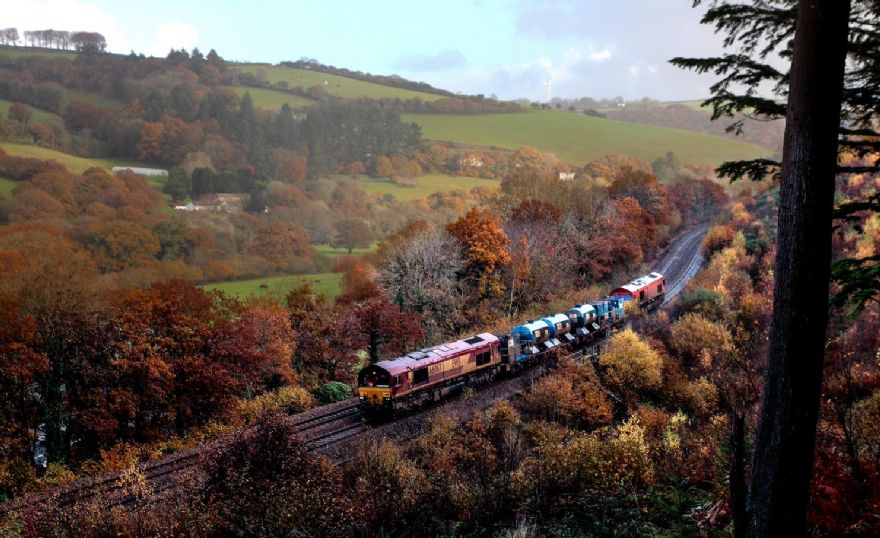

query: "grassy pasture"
xmin=0 ymin=47 xmax=75 ymax=60
xmin=237 ymin=64 xmax=445 ymax=101
xmin=0 ymin=176 xmax=16 ymax=199
xmin=404 ymin=109 xmax=773 ymax=166
xmin=201 ymin=272 xmax=343 ymax=300
xmin=334 ymin=174 xmax=501 ymax=202
xmin=230 ymin=86 xmax=315 ymax=110
xmin=0 ymin=143 xmax=147 ymax=173
xmin=0 ymin=99 xmax=65 ymax=127
xmin=313 ymin=243 xmax=377 ymax=256
xmin=664 ymin=99 xmax=710 ymax=110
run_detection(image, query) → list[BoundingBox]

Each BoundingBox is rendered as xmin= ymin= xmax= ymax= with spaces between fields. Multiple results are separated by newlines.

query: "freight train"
xmin=357 ymin=272 xmax=665 ymax=415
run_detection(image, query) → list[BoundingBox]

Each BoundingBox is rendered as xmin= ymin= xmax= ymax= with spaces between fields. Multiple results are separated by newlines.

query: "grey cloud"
xmin=392 ymin=49 xmax=466 ymax=72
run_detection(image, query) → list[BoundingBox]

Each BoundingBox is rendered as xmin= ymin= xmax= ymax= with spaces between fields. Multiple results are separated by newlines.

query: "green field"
xmin=0 ymin=99 xmax=64 ymax=127
xmin=336 ymin=174 xmax=501 ymax=202
xmin=664 ymin=99 xmax=710 ymax=111
xmin=0 ymin=47 xmax=75 ymax=60
xmin=0 ymin=143 xmax=149 ymax=175
xmin=314 ymin=243 xmax=377 ymax=256
xmin=237 ymin=64 xmax=445 ymax=101
xmin=201 ymin=272 xmax=343 ymax=299
xmin=230 ymin=86 xmax=315 ymax=110
xmin=404 ymin=109 xmax=772 ymax=166
xmin=0 ymin=176 xmax=16 ymax=198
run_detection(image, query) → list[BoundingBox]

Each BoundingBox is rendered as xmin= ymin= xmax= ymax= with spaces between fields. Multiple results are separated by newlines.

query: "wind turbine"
xmin=542 ymin=74 xmax=555 ymax=105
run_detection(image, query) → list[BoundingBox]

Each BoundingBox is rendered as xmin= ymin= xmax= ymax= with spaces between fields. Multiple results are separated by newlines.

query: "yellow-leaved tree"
xmin=599 ymin=328 xmax=663 ymax=397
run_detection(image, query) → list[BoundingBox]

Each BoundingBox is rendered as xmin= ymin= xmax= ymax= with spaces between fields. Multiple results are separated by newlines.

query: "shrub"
xmin=701 ymin=223 xmax=735 ymax=255
xmin=599 ymin=329 xmax=663 ymax=395
xmin=315 ymin=381 xmax=352 ymax=404
xmin=520 ymin=361 xmax=613 ymax=429
xmin=679 ymin=287 xmax=725 ymax=320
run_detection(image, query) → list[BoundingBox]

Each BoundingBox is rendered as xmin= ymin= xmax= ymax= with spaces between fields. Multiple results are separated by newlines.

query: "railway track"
xmin=0 ymin=225 xmax=709 ymax=520
xmin=653 ymin=224 xmax=708 ymax=303
xmin=0 ymin=400 xmax=367 ymax=517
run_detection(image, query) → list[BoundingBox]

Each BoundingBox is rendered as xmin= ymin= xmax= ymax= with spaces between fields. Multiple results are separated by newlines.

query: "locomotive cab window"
xmin=640 ymin=291 xmax=645 ymax=301
xmin=413 ymin=367 xmax=429 ymax=385
xmin=393 ymin=375 xmax=402 ymax=387
xmin=360 ymin=368 xmax=390 ymax=388
xmin=476 ymin=351 xmax=491 ymax=366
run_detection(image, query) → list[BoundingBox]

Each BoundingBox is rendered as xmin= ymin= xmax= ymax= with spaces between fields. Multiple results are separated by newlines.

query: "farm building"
xmin=174 ymin=193 xmax=249 ymax=213
xmin=112 ymin=166 xmax=168 ymax=177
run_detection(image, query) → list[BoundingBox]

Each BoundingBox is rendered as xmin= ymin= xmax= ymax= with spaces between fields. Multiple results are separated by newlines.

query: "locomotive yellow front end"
xmin=357 ymin=364 xmax=394 ymax=412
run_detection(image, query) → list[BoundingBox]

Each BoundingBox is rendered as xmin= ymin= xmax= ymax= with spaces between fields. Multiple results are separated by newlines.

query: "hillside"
xmin=0 ymin=99 xmax=63 ymax=127
xmin=0 ymin=47 xmax=76 ymax=60
xmin=237 ymin=64 xmax=446 ymax=101
xmin=228 ymin=85 xmax=315 ymax=110
xmin=404 ymin=109 xmax=773 ymax=166
xmin=0 ymin=143 xmax=145 ymax=176
xmin=340 ymin=174 xmax=501 ymax=202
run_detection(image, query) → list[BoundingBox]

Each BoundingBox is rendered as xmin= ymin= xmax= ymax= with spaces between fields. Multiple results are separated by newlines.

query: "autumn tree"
xmin=599 ymin=328 xmax=663 ymax=399
xmin=354 ymin=298 xmax=424 ymax=363
xmin=286 ymin=284 xmax=359 ymax=382
xmin=608 ymin=168 xmax=675 ymax=226
xmin=7 ymin=102 xmax=31 ymax=126
xmin=582 ymin=197 xmax=656 ymax=280
xmin=446 ymin=207 xmax=510 ymax=297
xmin=504 ymin=199 xmax=569 ymax=315
xmin=335 ymin=262 xmax=381 ymax=305
xmin=581 ymin=153 xmax=651 ymax=186
xmin=82 ymin=220 xmax=161 ymax=272
xmin=332 ymin=218 xmax=372 ymax=253
xmin=62 ymin=100 xmax=107 ymax=132
xmin=0 ymin=294 xmax=48 ymax=464
xmin=0 ymin=224 xmax=99 ymax=463
xmin=374 ymin=155 xmax=392 ymax=178
xmin=247 ymin=221 xmax=313 ymax=272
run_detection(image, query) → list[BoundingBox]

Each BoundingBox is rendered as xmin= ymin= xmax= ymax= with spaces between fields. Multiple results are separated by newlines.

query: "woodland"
xmin=1 ymin=0 xmax=880 ymax=536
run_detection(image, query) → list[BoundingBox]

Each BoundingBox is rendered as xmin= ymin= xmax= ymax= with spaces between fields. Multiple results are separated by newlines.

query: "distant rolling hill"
xmin=0 ymin=46 xmax=772 ymax=169
xmin=403 ymin=109 xmax=773 ymax=166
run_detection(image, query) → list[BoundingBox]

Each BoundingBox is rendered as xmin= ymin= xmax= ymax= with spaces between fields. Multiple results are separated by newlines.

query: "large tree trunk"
xmin=730 ymin=411 xmax=746 ymax=538
xmin=746 ymin=1 xmax=851 ymax=536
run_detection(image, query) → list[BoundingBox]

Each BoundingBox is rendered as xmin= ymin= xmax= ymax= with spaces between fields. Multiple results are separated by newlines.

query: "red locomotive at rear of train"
xmin=609 ymin=272 xmax=665 ymax=309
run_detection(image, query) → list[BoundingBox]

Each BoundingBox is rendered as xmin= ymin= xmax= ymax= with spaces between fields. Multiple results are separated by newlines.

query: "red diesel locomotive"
xmin=609 ymin=272 xmax=665 ymax=309
xmin=358 ymin=333 xmax=501 ymax=413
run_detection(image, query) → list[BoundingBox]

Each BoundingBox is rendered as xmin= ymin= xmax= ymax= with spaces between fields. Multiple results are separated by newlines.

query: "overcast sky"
xmin=6 ymin=0 xmax=728 ymax=101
